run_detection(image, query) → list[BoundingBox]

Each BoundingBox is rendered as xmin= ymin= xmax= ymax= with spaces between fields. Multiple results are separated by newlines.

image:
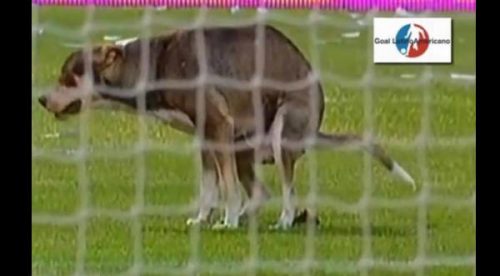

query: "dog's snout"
xmin=38 ymin=96 xmax=47 ymax=107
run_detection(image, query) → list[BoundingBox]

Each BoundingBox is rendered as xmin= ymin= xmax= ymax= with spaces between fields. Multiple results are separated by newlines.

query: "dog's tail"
xmin=315 ymin=132 xmax=416 ymax=190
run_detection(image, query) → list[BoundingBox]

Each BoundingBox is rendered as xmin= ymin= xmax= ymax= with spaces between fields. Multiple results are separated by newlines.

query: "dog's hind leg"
xmin=272 ymin=152 xmax=298 ymax=230
xmin=269 ymin=106 xmax=301 ymax=230
xmin=236 ymin=149 xmax=271 ymax=220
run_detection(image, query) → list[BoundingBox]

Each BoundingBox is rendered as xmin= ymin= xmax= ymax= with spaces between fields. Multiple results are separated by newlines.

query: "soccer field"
xmin=32 ymin=7 xmax=476 ymax=275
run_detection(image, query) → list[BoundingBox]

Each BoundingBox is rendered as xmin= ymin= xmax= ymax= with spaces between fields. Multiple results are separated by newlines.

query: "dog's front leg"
xmin=201 ymin=90 xmax=242 ymax=230
xmin=207 ymin=127 xmax=242 ymax=229
xmin=211 ymin=143 xmax=241 ymax=229
xmin=186 ymin=151 xmax=219 ymax=226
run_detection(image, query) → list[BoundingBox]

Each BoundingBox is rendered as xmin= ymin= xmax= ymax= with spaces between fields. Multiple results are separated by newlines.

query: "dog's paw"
xmin=238 ymin=212 xmax=249 ymax=224
xmin=292 ymin=209 xmax=320 ymax=227
xmin=269 ymin=222 xmax=292 ymax=231
xmin=269 ymin=209 xmax=320 ymax=230
xmin=211 ymin=221 xmax=238 ymax=230
xmin=269 ymin=219 xmax=294 ymax=230
xmin=186 ymin=217 xmax=207 ymax=226
xmin=269 ymin=210 xmax=296 ymax=230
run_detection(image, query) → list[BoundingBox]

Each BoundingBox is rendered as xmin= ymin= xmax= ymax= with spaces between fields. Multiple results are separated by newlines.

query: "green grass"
xmin=32 ymin=8 xmax=475 ymax=275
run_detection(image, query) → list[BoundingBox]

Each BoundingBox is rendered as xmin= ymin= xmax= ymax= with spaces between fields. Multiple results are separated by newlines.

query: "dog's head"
xmin=38 ymin=44 xmax=124 ymax=120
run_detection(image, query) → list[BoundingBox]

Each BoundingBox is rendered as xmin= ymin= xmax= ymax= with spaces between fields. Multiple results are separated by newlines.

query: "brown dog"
xmin=38 ymin=24 xmax=415 ymax=229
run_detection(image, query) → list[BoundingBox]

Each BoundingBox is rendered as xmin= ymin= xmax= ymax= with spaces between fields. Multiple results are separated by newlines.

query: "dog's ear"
xmin=98 ymin=44 xmax=123 ymax=69
xmin=73 ymin=74 xmax=85 ymax=87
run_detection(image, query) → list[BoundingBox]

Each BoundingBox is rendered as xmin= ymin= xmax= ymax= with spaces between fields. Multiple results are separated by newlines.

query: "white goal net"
xmin=32 ymin=5 xmax=476 ymax=276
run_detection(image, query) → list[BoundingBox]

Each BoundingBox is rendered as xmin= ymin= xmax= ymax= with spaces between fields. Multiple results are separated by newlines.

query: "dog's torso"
xmin=98 ymin=25 xmax=325 ymax=150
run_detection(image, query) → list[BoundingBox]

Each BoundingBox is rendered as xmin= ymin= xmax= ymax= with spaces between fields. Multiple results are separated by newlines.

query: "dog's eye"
xmin=59 ymin=74 xmax=77 ymax=87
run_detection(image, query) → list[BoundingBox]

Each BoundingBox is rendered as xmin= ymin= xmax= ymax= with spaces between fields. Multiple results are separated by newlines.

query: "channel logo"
xmin=373 ymin=18 xmax=452 ymax=63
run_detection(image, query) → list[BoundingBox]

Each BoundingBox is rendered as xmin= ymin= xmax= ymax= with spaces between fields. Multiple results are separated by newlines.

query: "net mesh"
xmin=32 ymin=5 xmax=476 ymax=275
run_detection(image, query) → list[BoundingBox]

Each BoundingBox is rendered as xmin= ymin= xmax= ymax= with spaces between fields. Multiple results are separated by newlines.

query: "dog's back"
xmin=153 ymin=24 xmax=325 ymax=136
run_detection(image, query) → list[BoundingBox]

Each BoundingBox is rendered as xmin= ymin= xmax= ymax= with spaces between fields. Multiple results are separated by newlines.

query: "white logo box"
xmin=373 ymin=18 xmax=452 ymax=63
